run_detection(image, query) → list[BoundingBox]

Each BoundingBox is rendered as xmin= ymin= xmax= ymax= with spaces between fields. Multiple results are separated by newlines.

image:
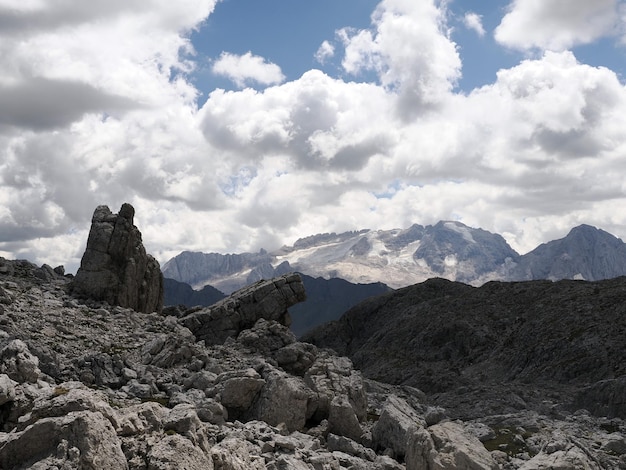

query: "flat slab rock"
xmin=181 ymin=273 xmax=306 ymax=345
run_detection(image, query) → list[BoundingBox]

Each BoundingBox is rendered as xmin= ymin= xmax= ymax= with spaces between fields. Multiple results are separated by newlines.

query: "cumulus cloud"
xmin=338 ymin=0 xmax=462 ymax=117
xmin=2 ymin=0 xmax=626 ymax=273
xmin=463 ymin=12 xmax=485 ymax=37
xmin=212 ymin=52 xmax=286 ymax=88
xmin=315 ymin=40 xmax=335 ymax=64
xmin=495 ymin=0 xmax=621 ymax=51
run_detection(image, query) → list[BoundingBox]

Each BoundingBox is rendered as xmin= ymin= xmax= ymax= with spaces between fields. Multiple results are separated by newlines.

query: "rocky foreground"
xmin=0 ymin=262 xmax=623 ymax=469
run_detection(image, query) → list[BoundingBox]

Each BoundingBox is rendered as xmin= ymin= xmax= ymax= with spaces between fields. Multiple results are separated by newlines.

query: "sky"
xmin=1 ymin=0 xmax=626 ymax=274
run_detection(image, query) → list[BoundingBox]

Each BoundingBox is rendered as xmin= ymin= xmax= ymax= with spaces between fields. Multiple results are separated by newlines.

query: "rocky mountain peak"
xmin=71 ymin=203 xmax=163 ymax=313
xmin=509 ymin=223 xmax=626 ymax=281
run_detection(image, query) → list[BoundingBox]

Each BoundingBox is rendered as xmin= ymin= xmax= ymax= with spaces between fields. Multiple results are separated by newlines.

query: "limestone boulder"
xmin=147 ymin=434 xmax=213 ymax=470
xmin=250 ymin=367 xmax=317 ymax=432
xmin=372 ymin=395 xmax=425 ymax=460
xmin=0 ymin=339 xmax=41 ymax=383
xmin=304 ymin=351 xmax=367 ymax=424
xmin=0 ymin=410 xmax=127 ymax=470
xmin=409 ymin=421 xmax=499 ymax=470
xmin=181 ymin=273 xmax=306 ymax=345
xmin=0 ymin=373 xmax=17 ymax=405
xmin=71 ymin=203 xmax=163 ymax=313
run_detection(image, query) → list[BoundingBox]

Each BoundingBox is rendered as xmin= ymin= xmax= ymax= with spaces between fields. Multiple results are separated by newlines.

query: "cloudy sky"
xmin=1 ymin=0 xmax=626 ymax=273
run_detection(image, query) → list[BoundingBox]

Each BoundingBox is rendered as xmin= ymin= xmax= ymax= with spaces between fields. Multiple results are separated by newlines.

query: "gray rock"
xmin=575 ymin=377 xmax=626 ymax=419
xmin=181 ymin=273 xmax=306 ymax=345
xmin=371 ymin=395 xmax=425 ymax=459
xmin=0 ymin=339 xmax=41 ymax=383
xmin=518 ymin=445 xmax=599 ymax=469
xmin=415 ymin=421 xmax=500 ymax=470
xmin=210 ymin=437 xmax=265 ymax=470
xmin=326 ymin=433 xmax=376 ymax=461
xmin=25 ymin=383 xmax=118 ymax=430
xmin=0 ymin=410 xmax=127 ymax=470
xmin=328 ymin=395 xmax=363 ymax=442
xmin=71 ymin=203 xmax=163 ymax=314
xmin=305 ymin=352 xmax=367 ymax=423
xmin=251 ymin=368 xmax=316 ymax=432
xmin=217 ymin=368 xmax=266 ymax=410
xmin=237 ymin=318 xmax=318 ymax=375
xmin=0 ymin=373 xmax=16 ymax=405
xmin=116 ymin=401 xmax=168 ymax=436
xmin=147 ymin=434 xmax=213 ymax=470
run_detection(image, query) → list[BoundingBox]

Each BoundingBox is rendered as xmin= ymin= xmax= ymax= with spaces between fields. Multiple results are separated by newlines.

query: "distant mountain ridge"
xmin=162 ymin=221 xmax=626 ymax=292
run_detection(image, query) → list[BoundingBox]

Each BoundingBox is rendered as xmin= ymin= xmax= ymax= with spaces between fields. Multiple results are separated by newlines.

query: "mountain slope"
xmin=163 ymin=277 xmax=226 ymax=307
xmin=303 ymin=276 xmax=626 ymax=420
xmin=290 ymin=275 xmax=391 ymax=337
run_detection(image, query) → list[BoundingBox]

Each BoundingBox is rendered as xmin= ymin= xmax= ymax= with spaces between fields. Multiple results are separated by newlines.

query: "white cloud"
xmin=339 ymin=0 xmax=462 ymax=117
xmin=212 ymin=51 xmax=285 ymax=88
xmin=2 ymin=0 xmax=626 ymax=275
xmin=495 ymin=0 xmax=621 ymax=51
xmin=463 ymin=12 xmax=485 ymax=37
xmin=315 ymin=40 xmax=335 ymax=64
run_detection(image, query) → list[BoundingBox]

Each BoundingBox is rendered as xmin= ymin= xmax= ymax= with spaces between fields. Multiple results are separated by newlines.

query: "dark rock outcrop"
xmin=71 ymin=203 xmax=163 ymax=313
xmin=181 ymin=273 xmax=306 ymax=345
xmin=305 ymin=276 xmax=626 ymax=420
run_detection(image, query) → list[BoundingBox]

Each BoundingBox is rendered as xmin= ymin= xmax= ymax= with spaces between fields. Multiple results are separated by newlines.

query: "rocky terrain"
xmin=305 ymin=276 xmax=626 ymax=467
xmin=0 ymin=205 xmax=624 ymax=469
xmin=162 ymin=221 xmax=626 ymax=292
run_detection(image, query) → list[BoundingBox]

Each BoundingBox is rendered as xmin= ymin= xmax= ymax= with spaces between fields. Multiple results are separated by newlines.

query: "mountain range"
xmin=162 ymin=221 xmax=626 ymax=293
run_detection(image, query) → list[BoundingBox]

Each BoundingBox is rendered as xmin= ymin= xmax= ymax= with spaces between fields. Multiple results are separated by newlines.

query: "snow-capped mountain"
xmin=162 ymin=220 xmax=520 ymax=293
xmin=163 ymin=221 xmax=626 ymax=294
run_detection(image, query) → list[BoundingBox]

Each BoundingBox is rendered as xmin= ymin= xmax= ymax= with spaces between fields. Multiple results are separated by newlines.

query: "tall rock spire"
xmin=71 ymin=203 xmax=163 ymax=313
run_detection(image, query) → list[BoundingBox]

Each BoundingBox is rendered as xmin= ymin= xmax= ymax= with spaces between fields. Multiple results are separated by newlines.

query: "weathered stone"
xmin=328 ymin=395 xmax=363 ymax=442
xmin=147 ymin=434 xmax=213 ymax=470
xmin=371 ymin=395 xmax=425 ymax=459
xmin=417 ymin=421 xmax=500 ymax=470
xmin=210 ymin=437 xmax=265 ymax=470
xmin=518 ymin=445 xmax=599 ymax=469
xmin=0 ymin=339 xmax=41 ymax=383
xmin=575 ymin=376 xmax=626 ymax=419
xmin=116 ymin=401 xmax=168 ymax=436
xmin=305 ymin=351 xmax=367 ymax=424
xmin=0 ymin=373 xmax=16 ymax=405
xmin=251 ymin=367 xmax=317 ymax=432
xmin=326 ymin=433 xmax=376 ymax=461
xmin=25 ymin=382 xmax=118 ymax=430
xmin=181 ymin=273 xmax=306 ymax=345
xmin=71 ymin=203 xmax=164 ymax=314
xmin=0 ymin=411 xmax=127 ymax=470
xmin=237 ymin=319 xmax=318 ymax=375
xmin=217 ymin=368 xmax=266 ymax=411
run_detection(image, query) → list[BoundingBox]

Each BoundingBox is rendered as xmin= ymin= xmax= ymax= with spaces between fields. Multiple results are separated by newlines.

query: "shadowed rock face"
xmin=71 ymin=203 xmax=163 ymax=313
